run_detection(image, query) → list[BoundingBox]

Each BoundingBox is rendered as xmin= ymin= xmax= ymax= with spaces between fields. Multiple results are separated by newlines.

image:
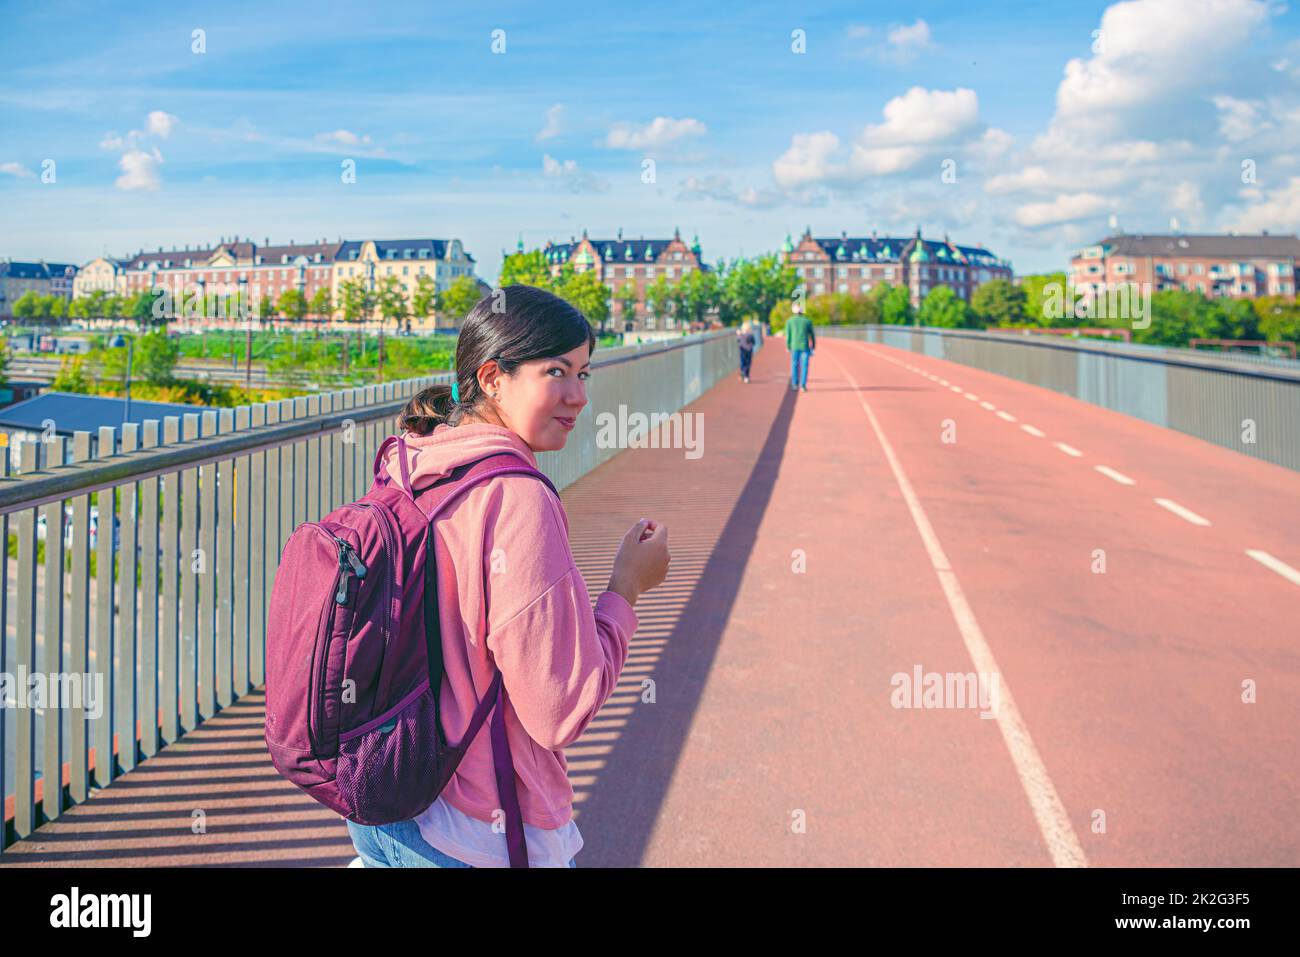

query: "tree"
xmin=1019 ymin=272 xmax=1068 ymax=326
xmin=0 ymin=336 xmax=10 ymax=389
xmin=616 ymin=281 xmax=639 ymax=328
xmin=440 ymin=275 xmax=484 ymax=326
xmin=411 ymin=275 xmax=437 ymax=333
xmin=338 ymin=277 xmax=372 ymax=325
xmin=1253 ymin=296 xmax=1300 ymax=344
xmin=12 ymin=290 xmax=43 ymax=320
xmin=677 ymin=268 xmax=719 ymax=328
xmin=723 ymin=254 xmax=799 ymax=327
xmin=308 ymin=287 xmax=333 ymax=334
xmin=257 ymin=296 xmax=275 ymax=325
xmin=498 ymin=250 xmax=553 ymax=288
xmin=550 ymin=269 xmax=609 ymax=328
xmin=918 ymin=285 xmax=971 ymax=328
xmin=278 ymin=288 xmax=308 ymax=327
xmin=876 ymin=283 xmax=914 ymax=325
xmin=136 ymin=330 xmax=179 ymax=385
xmin=375 ymin=275 xmax=408 ymax=332
xmin=971 ymin=278 xmax=1027 ymax=327
xmin=644 ymin=276 xmax=672 ymax=327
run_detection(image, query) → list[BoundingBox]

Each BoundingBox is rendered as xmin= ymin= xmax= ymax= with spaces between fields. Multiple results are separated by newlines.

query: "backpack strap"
xmin=414 ymin=450 xmax=555 ymax=868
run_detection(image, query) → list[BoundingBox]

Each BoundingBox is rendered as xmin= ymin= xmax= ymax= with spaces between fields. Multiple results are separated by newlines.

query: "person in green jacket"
xmin=785 ymin=303 xmax=815 ymax=392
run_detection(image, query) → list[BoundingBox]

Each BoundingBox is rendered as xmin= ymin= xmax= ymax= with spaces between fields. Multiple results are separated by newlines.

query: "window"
xmin=885 ymin=267 xmax=895 ymax=279
xmin=813 ymin=267 xmax=823 ymax=278
xmin=814 ymin=283 xmax=825 ymax=294
xmin=667 ymin=267 xmax=675 ymax=278
xmin=1195 ymin=263 xmax=1205 ymax=275
xmin=403 ymin=266 xmax=409 ymax=276
xmin=674 ymin=252 xmax=682 ymax=261
xmin=1178 ymin=263 xmax=1188 ymax=275
xmin=837 ymin=283 xmax=848 ymax=293
xmin=837 ymin=266 xmax=847 ymax=278
xmin=860 ymin=283 xmax=871 ymax=294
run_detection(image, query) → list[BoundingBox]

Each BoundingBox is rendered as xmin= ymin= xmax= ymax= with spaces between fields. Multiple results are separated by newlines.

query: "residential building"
xmin=1071 ymin=233 xmax=1300 ymax=301
xmin=782 ymin=227 xmax=1013 ymax=307
xmin=537 ymin=227 xmax=706 ymax=330
xmin=0 ymin=260 xmax=80 ymax=317
xmin=331 ymin=238 xmax=477 ymax=329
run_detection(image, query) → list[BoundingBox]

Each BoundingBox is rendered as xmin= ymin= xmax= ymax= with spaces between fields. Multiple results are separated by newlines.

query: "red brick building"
xmin=120 ymin=237 xmax=340 ymax=321
xmin=1071 ymin=233 xmax=1300 ymax=302
xmin=782 ymin=227 xmax=1013 ymax=307
xmin=539 ymin=227 xmax=706 ymax=330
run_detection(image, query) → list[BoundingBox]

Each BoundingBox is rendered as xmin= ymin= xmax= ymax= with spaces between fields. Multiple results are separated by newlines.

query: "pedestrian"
xmin=737 ymin=320 xmax=756 ymax=383
xmin=785 ymin=302 xmax=815 ymax=392
xmin=346 ymin=284 xmax=671 ymax=868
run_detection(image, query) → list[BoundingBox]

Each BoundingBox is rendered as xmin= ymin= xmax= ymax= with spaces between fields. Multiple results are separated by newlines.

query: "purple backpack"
xmin=265 ymin=434 xmax=558 ymax=868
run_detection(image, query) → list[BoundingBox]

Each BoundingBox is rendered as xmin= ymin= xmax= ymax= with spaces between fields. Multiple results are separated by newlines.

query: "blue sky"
xmin=2 ymin=0 xmax=1298 ymax=279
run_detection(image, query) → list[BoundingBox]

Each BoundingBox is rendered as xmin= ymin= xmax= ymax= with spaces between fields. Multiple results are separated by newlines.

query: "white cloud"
xmin=1013 ymin=193 xmax=1111 ymax=229
xmin=773 ymin=87 xmax=983 ymax=184
xmin=147 ymin=110 xmax=178 ymax=138
xmin=677 ymin=174 xmax=784 ymax=208
xmin=315 ymin=129 xmax=372 ymax=147
xmin=772 ymin=131 xmax=841 ymax=188
xmin=115 ymin=147 xmax=163 ymax=191
xmin=1226 ymin=176 xmax=1300 ymax=231
xmin=542 ymin=154 xmax=578 ymax=178
xmin=850 ymin=18 xmax=935 ymax=63
xmin=1 ymin=162 xmax=34 ymax=178
xmin=541 ymin=154 xmax=607 ymax=193
xmin=604 ymin=117 xmax=707 ymax=150
xmin=536 ymin=104 xmax=564 ymax=142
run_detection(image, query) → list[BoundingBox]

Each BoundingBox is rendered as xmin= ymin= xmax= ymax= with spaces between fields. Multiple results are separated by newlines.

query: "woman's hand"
xmin=607 ymin=518 xmax=670 ymax=607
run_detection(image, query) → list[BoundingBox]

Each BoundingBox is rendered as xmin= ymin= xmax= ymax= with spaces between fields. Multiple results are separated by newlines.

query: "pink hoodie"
xmin=378 ymin=422 xmax=638 ymax=829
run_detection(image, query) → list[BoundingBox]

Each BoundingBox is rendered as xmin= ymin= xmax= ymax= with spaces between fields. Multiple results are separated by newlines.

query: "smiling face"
xmin=469 ymin=341 xmax=591 ymax=452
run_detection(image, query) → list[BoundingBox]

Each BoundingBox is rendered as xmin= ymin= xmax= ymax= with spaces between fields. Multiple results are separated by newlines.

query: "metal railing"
xmin=0 ymin=329 xmax=738 ymax=851
xmin=821 ymin=324 xmax=1300 ymax=472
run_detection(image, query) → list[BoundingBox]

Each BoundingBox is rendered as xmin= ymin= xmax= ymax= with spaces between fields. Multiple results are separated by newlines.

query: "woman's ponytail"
xmin=398 ymin=383 xmax=457 ymax=435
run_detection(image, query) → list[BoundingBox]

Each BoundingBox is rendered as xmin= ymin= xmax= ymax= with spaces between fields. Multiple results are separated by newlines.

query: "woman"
xmin=346 ymin=284 xmax=671 ymax=868
xmin=737 ymin=320 xmax=756 ymax=383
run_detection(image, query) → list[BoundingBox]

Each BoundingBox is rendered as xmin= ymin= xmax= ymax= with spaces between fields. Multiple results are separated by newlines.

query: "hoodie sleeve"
xmin=480 ymin=475 xmax=639 ymax=752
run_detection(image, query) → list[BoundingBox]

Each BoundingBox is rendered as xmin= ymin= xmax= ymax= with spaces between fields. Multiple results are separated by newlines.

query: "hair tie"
xmin=450 ymin=380 xmax=459 ymax=403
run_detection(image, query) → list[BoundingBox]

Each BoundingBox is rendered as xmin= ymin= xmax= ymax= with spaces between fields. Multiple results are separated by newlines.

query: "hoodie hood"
xmin=381 ymin=422 xmax=539 ymax=492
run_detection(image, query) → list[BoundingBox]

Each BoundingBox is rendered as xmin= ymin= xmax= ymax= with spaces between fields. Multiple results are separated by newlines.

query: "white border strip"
xmin=832 ymin=347 xmax=1088 ymax=868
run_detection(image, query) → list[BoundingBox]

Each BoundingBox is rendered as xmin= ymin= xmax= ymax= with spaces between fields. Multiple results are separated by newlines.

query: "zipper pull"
xmin=335 ymin=568 xmax=351 ymax=605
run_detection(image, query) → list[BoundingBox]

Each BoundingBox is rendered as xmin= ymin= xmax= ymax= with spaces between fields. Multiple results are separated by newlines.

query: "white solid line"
xmin=1054 ymin=442 xmax=1083 ymax=457
xmin=980 ymin=401 xmax=996 ymax=410
xmin=1153 ymin=497 xmax=1212 ymax=526
xmin=1094 ymin=465 xmax=1136 ymax=486
xmin=1245 ymin=550 xmax=1300 ymax=587
xmin=1021 ymin=424 xmax=1046 ymax=437
xmin=829 ymin=350 xmax=1088 ymax=869
xmin=996 ymin=411 xmax=1017 ymax=422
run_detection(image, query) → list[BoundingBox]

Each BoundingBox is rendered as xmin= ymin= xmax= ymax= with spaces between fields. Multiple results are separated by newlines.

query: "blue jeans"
xmin=790 ymin=348 xmax=810 ymax=388
xmin=346 ymin=819 xmax=576 ymax=868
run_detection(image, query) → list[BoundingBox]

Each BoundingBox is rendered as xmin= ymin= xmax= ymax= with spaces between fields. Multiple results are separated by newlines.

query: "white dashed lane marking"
xmin=1245 ymin=550 xmax=1300 ymax=588
xmin=1095 ymin=465 xmax=1136 ymax=486
xmin=1154 ymin=498 xmax=1212 ymax=526
xmin=1021 ymin=424 xmax=1046 ymax=438
xmin=1054 ymin=442 xmax=1083 ymax=458
xmin=996 ymin=411 xmax=1016 ymax=422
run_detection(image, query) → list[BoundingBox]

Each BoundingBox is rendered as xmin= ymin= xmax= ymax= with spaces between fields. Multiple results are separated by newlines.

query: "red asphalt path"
xmin=569 ymin=335 xmax=1300 ymax=867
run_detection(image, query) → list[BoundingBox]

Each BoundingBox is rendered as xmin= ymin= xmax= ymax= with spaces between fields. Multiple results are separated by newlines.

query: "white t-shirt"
xmin=415 ymin=794 xmax=583 ymax=868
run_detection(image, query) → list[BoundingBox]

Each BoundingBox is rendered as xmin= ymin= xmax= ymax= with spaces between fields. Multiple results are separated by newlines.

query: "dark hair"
xmin=398 ymin=284 xmax=597 ymax=434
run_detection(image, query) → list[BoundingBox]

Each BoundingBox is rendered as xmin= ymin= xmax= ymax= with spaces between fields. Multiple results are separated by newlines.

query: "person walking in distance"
xmin=785 ymin=302 xmax=815 ymax=392
xmin=736 ymin=320 xmax=756 ymax=383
